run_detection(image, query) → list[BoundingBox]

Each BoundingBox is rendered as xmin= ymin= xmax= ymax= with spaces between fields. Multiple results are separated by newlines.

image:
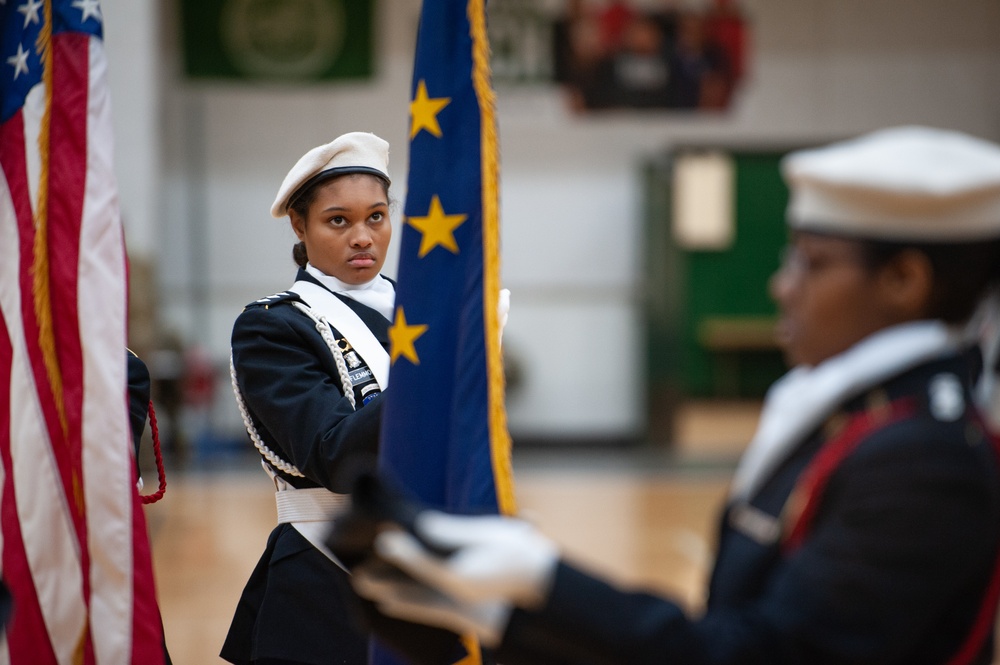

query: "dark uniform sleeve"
xmin=498 ymin=416 xmax=1000 ymax=665
xmin=0 ymin=579 xmax=12 ymax=633
xmin=126 ymin=350 xmax=151 ymax=461
xmin=231 ymin=301 xmax=383 ymax=492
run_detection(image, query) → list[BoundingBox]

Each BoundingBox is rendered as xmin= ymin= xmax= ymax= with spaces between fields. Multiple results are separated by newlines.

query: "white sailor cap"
xmin=270 ymin=132 xmax=390 ymax=219
xmin=782 ymin=126 xmax=1000 ymax=242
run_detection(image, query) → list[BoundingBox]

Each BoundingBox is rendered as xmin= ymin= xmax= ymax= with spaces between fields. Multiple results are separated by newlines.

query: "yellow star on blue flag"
xmin=409 ymin=79 xmax=450 ymax=139
xmin=388 ymin=307 xmax=428 ymax=365
xmin=406 ymin=195 xmax=467 ymax=257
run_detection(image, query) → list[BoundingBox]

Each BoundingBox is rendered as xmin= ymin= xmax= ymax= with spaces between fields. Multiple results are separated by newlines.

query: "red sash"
xmin=946 ymin=418 xmax=1000 ymax=665
xmin=782 ymin=397 xmax=916 ymax=552
xmin=781 ymin=396 xmax=1000 ymax=665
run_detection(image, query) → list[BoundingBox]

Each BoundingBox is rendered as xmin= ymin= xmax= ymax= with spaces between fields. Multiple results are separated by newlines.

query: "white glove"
xmin=384 ymin=511 xmax=558 ymax=606
xmin=351 ymin=511 xmax=559 ymax=644
xmin=498 ymin=288 xmax=510 ymax=346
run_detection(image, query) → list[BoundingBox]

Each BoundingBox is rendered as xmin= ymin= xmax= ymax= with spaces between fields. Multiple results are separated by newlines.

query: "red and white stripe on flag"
xmin=0 ymin=1 xmax=165 ymax=662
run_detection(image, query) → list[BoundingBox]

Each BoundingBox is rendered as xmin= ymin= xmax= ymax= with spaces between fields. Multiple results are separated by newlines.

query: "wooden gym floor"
xmin=150 ymin=463 xmax=737 ymax=663
xmin=148 ymin=400 xmax=754 ymax=663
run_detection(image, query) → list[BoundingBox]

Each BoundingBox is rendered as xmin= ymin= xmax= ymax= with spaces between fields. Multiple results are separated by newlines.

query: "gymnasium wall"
xmin=103 ymin=0 xmax=1000 ymax=445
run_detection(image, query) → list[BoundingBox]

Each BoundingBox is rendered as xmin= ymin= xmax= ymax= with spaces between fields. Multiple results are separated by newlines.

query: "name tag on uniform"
xmin=290 ymin=280 xmax=389 ymax=389
xmin=349 ymin=367 xmax=374 ymax=385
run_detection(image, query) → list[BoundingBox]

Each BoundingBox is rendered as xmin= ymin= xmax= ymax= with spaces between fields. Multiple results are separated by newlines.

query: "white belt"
xmin=276 ymin=487 xmax=350 ymax=524
xmin=265 ymin=461 xmax=351 ymax=573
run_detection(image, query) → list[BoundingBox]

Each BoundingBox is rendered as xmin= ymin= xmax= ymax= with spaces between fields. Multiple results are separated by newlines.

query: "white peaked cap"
xmin=782 ymin=126 xmax=1000 ymax=241
xmin=271 ymin=131 xmax=390 ymax=218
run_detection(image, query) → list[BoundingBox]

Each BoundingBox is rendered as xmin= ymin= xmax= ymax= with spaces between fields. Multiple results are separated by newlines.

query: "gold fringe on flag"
xmin=468 ymin=0 xmax=517 ymax=517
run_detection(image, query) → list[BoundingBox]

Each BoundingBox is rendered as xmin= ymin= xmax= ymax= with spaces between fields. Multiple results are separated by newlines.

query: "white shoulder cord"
xmin=230 ymin=353 xmax=305 ymax=478
xmin=290 ymin=301 xmax=356 ymax=410
xmin=229 ymin=300 xmax=358 ymax=478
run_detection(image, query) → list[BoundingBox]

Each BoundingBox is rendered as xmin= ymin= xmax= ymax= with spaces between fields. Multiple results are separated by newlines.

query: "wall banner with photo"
xmin=489 ymin=0 xmax=750 ymax=113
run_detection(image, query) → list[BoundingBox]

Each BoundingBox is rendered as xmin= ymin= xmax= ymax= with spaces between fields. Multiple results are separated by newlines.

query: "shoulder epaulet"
xmin=243 ymin=291 xmax=302 ymax=311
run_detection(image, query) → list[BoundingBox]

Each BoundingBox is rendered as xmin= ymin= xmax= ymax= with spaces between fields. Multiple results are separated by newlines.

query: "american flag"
xmin=0 ymin=0 xmax=165 ymax=662
xmin=376 ymin=0 xmax=515 ymax=663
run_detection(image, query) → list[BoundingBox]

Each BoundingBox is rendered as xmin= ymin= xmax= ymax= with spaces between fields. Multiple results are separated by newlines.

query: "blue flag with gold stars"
xmin=377 ymin=0 xmax=515 ymax=655
xmin=381 ymin=0 xmax=515 ymax=514
xmin=378 ymin=3 xmax=517 ymax=658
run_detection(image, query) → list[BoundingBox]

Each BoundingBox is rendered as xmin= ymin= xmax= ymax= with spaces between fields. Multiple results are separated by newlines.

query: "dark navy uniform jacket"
xmin=221 ymin=268 xmax=391 ymax=665
xmin=497 ymin=352 xmax=1000 ymax=665
xmin=230 ymin=269 xmax=389 ymax=492
xmin=126 ymin=349 xmax=150 ymax=461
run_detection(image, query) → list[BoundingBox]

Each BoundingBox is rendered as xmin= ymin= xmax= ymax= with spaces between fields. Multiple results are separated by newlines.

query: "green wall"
xmin=644 ymin=148 xmax=795 ymax=439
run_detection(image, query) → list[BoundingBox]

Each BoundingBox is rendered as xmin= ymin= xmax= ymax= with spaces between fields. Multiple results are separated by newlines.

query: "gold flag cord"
xmin=31 ymin=0 xmax=68 ymax=440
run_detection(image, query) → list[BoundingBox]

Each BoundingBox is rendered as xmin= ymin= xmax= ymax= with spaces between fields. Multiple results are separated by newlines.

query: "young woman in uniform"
xmin=221 ymin=132 xmax=395 ymax=665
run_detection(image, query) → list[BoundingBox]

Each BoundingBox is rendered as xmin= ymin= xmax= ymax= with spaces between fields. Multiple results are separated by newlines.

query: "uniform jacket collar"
xmin=295 ymin=268 xmax=392 ymax=346
xmin=729 ymin=320 xmax=963 ymax=501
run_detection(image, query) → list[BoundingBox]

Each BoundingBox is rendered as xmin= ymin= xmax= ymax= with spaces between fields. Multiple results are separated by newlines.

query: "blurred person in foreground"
xmin=221 ymin=132 xmax=397 ymax=665
xmin=347 ymin=126 xmax=1000 ymax=664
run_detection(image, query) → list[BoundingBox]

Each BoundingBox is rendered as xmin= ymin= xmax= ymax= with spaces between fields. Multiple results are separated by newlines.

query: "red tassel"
xmin=139 ymin=400 xmax=167 ymax=504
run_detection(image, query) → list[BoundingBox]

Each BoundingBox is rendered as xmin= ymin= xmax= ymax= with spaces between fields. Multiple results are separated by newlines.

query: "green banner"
xmin=180 ymin=0 xmax=373 ymax=81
